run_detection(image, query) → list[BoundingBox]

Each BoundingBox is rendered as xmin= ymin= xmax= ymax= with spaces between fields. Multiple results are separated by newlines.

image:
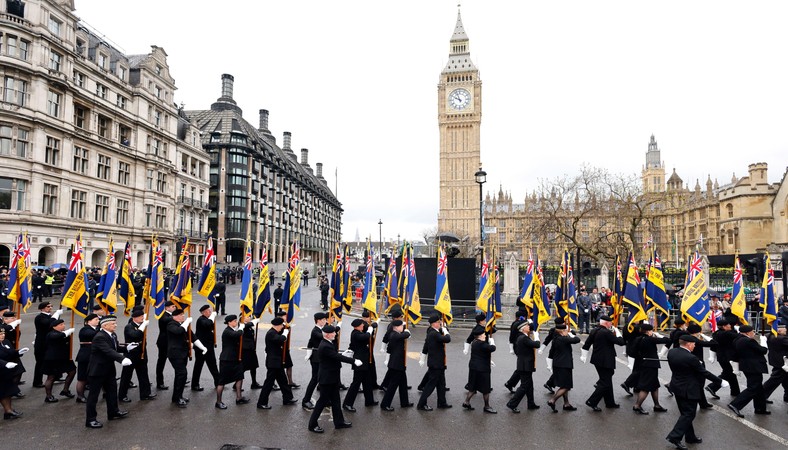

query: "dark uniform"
xmin=343 ymin=324 xmax=377 ymax=408
xmin=241 ymin=321 xmax=259 ymax=385
xmin=302 ymin=322 xmax=324 ymax=408
xmin=621 ymin=323 xmax=641 ymax=394
xmin=85 ymin=327 xmax=127 ymax=426
xmin=380 ymin=327 xmax=411 ymax=409
xmin=710 ymin=324 xmax=742 ymax=396
xmin=166 ymin=317 xmax=190 ymax=406
xmin=504 ymin=312 xmax=527 ymax=391
xmin=118 ymin=317 xmax=153 ymax=400
xmin=541 ymin=318 xmax=565 ymax=391
xmin=218 ymin=325 xmax=244 ymax=386
xmin=762 ymin=331 xmax=788 ymax=401
xmin=213 ymin=281 xmax=227 ymax=315
xmin=192 ymin=314 xmax=219 ymax=390
xmin=76 ymin=325 xmax=98 ymax=384
xmin=256 ymin=326 xmax=295 ymax=407
xmin=506 ymin=327 xmax=540 ymax=411
xmin=584 ymin=325 xmax=625 ymax=408
xmin=417 ymin=323 xmax=451 ymax=409
xmin=155 ymin=310 xmax=173 ymax=388
xmin=33 ymin=307 xmax=55 ymax=386
xmin=308 ymin=334 xmax=354 ymax=431
xmin=728 ymin=331 xmax=769 ymax=415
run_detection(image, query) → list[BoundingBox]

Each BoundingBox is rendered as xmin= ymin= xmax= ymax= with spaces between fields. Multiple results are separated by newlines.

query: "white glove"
xmin=538 ymin=347 xmax=544 ymax=355
xmin=441 ymin=327 xmax=449 ymax=335
xmin=546 ymin=357 xmax=553 ymax=372
xmin=613 ymin=327 xmax=622 ymax=338
xmin=384 ymin=354 xmax=390 ymax=365
xmin=354 ymin=359 xmax=362 ymax=367
xmin=121 ymin=358 xmax=132 ymax=366
xmin=532 ymin=331 xmax=540 ymax=342
xmin=5 ymin=362 xmax=17 ymax=369
xmin=52 ymin=309 xmax=64 ymax=320
xmin=509 ymin=343 xmax=515 ymax=354
xmin=251 ymin=318 xmax=260 ymax=327
xmin=707 ymin=352 xmax=716 ymax=365
xmin=700 ymin=334 xmax=711 ymax=342
xmin=720 ymin=380 xmax=730 ymax=389
xmin=126 ymin=343 xmax=139 ymax=352
xmin=734 ymin=325 xmax=739 ymax=332
xmin=653 ymin=332 xmax=664 ymax=339
xmin=580 ymin=348 xmax=589 ymax=364
xmin=282 ymin=328 xmax=290 ymax=338
xmin=463 ymin=342 xmax=470 ymax=355
xmin=419 ymin=354 xmax=426 ymax=367
xmin=490 ymin=360 xmax=496 ymax=368
xmin=9 ymin=319 xmax=21 ymax=329
xmin=488 ymin=337 xmax=495 ymax=347
xmin=731 ymin=361 xmax=741 ymax=375
xmin=18 ymin=347 xmax=29 ymax=355
xmin=144 ymin=314 xmax=148 ymax=321
xmin=208 ymin=311 xmax=217 ymax=323
xmin=193 ymin=340 xmax=207 ymax=354
xmin=305 ymin=349 xmax=313 ymax=361
xmin=568 ymin=332 xmax=576 ymax=339
xmin=782 ymin=357 xmax=788 ymax=372
xmin=658 ymin=346 xmax=669 ymax=358
xmin=627 ymin=357 xmax=635 ymax=371
xmin=64 ymin=328 xmax=75 ymax=337
xmin=380 ymin=343 xmax=388 ymax=353
xmin=759 ymin=335 xmax=768 ymax=348
xmin=341 ymin=349 xmax=354 ymax=358
xmin=181 ymin=317 xmax=193 ymax=330
xmin=403 ymin=328 xmax=411 ymax=336
xmin=138 ymin=320 xmax=150 ymax=332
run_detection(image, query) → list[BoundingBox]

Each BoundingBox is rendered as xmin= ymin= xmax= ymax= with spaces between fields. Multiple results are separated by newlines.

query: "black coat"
xmin=166 ymin=320 xmax=189 ymax=360
xmin=44 ymin=330 xmax=70 ymax=361
xmin=349 ymin=329 xmax=373 ymax=370
xmin=219 ymin=326 xmax=243 ymax=362
xmin=667 ymin=347 xmax=721 ymax=400
xmin=195 ymin=315 xmax=215 ymax=350
xmin=584 ymin=327 xmax=624 ymax=369
xmin=514 ymin=333 xmax=540 ymax=372
xmin=636 ymin=335 xmax=671 ymax=368
xmin=317 ymin=338 xmax=354 ymax=384
xmin=509 ymin=319 xmax=524 ymax=344
xmin=425 ymin=326 xmax=451 ymax=370
xmin=551 ymin=335 xmax=580 ymax=369
xmin=263 ymin=328 xmax=287 ymax=369
xmin=712 ymin=328 xmax=741 ymax=362
xmin=307 ymin=325 xmax=323 ymax=363
xmin=34 ymin=313 xmax=53 ymax=349
xmin=156 ymin=312 xmax=173 ymax=347
xmin=87 ymin=330 xmax=125 ymax=377
xmin=469 ymin=339 xmax=495 ymax=373
xmin=735 ymin=335 xmax=768 ymax=374
xmin=767 ymin=335 xmax=788 ymax=368
xmin=124 ymin=320 xmax=147 ymax=360
xmin=76 ymin=326 xmax=98 ymax=363
xmin=386 ymin=330 xmax=410 ymax=370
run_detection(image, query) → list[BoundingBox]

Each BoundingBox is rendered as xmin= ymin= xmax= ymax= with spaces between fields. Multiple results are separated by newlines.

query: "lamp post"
xmin=378 ymin=219 xmax=383 ymax=262
xmin=474 ymin=166 xmax=487 ymax=250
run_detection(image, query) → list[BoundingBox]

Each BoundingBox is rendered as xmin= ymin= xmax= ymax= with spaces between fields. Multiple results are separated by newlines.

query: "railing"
xmin=1 ymin=12 xmax=32 ymax=27
xmin=177 ymin=196 xmax=210 ymax=210
xmin=176 ymin=228 xmax=206 ymax=239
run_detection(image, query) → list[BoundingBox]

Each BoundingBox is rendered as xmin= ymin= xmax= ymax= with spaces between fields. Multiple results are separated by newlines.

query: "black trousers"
xmin=505 ymin=370 xmax=520 ymax=389
xmin=302 ymin=361 xmax=319 ymax=404
xmin=118 ymin=357 xmax=151 ymax=399
xmin=714 ymin=359 xmax=740 ymax=396
xmin=33 ymin=345 xmax=45 ymax=385
xmin=623 ymin=369 xmax=639 ymax=389
xmin=380 ymin=368 xmax=409 ymax=408
xmin=545 ymin=373 xmax=555 ymax=388
xmin=730 ymin=371 xmax=766 ymax=412
xmin=666 ymin=396 xmax=699 ymax=442
xmin=214 ymin=295 xmax=226 ymax=314
xmin=507 ymin=371 xmax=536 ymax=409
xmin=257 ymin=367 xmax=294 ymax=406
xmin=344 ymin=368 xmax=376 ymax=407
xmin=155 ymin=344 xmax=168 ymax=386
xmin=192 ymin=349 xmax=219 ymax=388
xmin=418 ymin=368 xmax=448 ymax=408
xmin=762 ymin=366 xmax=786 ymax=400
xmin=169 ymin=357 xmax=187 ymax=403
xmin=85 ymin=374 xmax=119 ymax=424
xmin=587 ymin=366 xmax=616 ymax=407
xmin=309 ymin=383 xmax=344 ymax=428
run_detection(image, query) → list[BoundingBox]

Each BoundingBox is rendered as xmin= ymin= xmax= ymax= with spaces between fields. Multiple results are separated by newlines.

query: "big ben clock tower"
xmin=437 ymin=7 xmax=483 ymax=246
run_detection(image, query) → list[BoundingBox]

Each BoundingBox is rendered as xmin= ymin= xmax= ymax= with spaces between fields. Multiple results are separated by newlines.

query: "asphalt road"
xmin=3 ymin=283 xmax=787 ymax=449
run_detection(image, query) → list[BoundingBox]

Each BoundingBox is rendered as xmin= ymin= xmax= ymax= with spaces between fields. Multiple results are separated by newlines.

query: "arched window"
xmin=726 ymin=203 xmax=733 ymax=218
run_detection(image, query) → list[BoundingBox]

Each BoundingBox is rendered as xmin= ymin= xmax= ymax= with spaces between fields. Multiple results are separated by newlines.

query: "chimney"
xmin=258 ymin=109 xmax=269 ymax=132
xmin=300 ymin=148 xmax=309 ymax=166
xmin=316 ymin=162 xmax=323 ymax=178
xmin=283 ymin=131 xmax=291 ymax=150
xmin=220 ymin=74 xmax=234 ymax=101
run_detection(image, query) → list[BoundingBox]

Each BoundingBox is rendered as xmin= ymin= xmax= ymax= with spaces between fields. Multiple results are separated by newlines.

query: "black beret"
xmin=313 ymin=312 xmax=328 ymax=321
xmin=351 ymin=318 xmax=365 ymax=328
xmin=673 ymin=318 xmax=685 ymax=326
xmin=555 ymin=324 xmax=567 ymax=330
xmin=599 ymin=315 xmax=613 ymax=322
xmin=275 ymin=309 xmax=287 ymax=317
xmin=391 ymin=319 xmax=404 ymax=327
xmin=739 ymin=325 xmax=754 ymax=333
xmin=51 ymin=318 xmax=65 ymax=327
xmin=472 ymin=327 xmax=486 ymax=336
xmin=84 ymin=313 xmax=99 ymax=322
xmin=3 ymin=311 xmax=16 ymax=318
xmin=640 ymin=323 xmax=654 ymax=331
xmin=199 ymin=305 xmax=211 ymax=312
xmin=475 ymin=313 xmax=487 ymax=323
xmin=322 ymin=324 xmax=337 ymax=333
xmin=224 ymin=314 xmax=238 ymax=324
xmin=687 ymin=324 xmax=702 ymax=334
xmin=92 ymin=305 xmax=103 ymax=311
xmin=172 ymin=309 xmax=185 ymax=317
xmin=554 ymin=317 xmax=565 ymax=325
xmin=361 ymin=310 xmax=371 ymax=318
xmin=716 ymin=318 xmax=729 ymax=327
xmin=131 ymin=310 xmax=144 ymax=318
xmin=391 ymin=308 xmax=404 ymax=318
xmin=271 ymin=317 xmax=285 ymax=326
xmin=679 ymin=334 xmax=698 ymax=343
xmin=164 ymin=301 xmax=175 ymax=307
xmin=515 ymin=309 xmax=527 ymax=318
xmin=38 ymin=301 xmax=51 ymax=310
xmin=428 ymin=314 xmax=442 ymax=324
xmin=132 ymin=305 xmax=145 ymax=312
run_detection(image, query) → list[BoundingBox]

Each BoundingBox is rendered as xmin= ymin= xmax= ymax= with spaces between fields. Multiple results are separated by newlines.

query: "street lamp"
xmin=378 ymin=219 xmax=383 ymax=262
xmin=474 ymin=166 xmax=487 ymax=249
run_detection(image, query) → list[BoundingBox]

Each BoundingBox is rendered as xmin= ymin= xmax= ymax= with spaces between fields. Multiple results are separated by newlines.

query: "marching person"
xmin=727 ymin=325 xmax=770 ymax=417
xmin=302 ymin=312 xmax=328 ymax=410
xmin=540 ymin=316 xmax=565 ymax=394
xmin=166 ymin=308 xmax=192 ymax=408
xmin=546 ymin=324 xmax=580 ymax=412
xmin=43 ymin=318 xmax=76 ymax=402
xmin=191 ymin=305 xmax=218 ymax=392
xmin=241 ymin=315 xmax=261 ymax=390
xmin=75 ymin=313 xmax=100 ymax=403
xmin=417 ymin=314 xmax=451 ymax=411
xmin=307 ymin=324 xmax=359 ymax=433
xmin=504 ymin=309 xmax=528 ymax=393
xmin=362 ymin=310 xmax=380 ymax=389
xmin=666 ymin=334 xmax=725 ymax=450
xmin=1 ymin=310 xmax=24 ymax=394
xmin=583 ymin=315 xmax=625 ymax=411
xmin=463 ymin=327 xmax=496 ymax=413
xmin=33 ymin=301 xmax=62 ymax=388
xmin=85 ymin=315 xmax=133 ymax=428
xmin=663 ymin=318 xmax=689 ymax=395
xmin=620 ymin=322 xmax=641 ymax=397
xmin=464 ymin=313 xmax=495 ymax=355
xmin=0 ymin=327 xmax=25 ymax=419
xmin=256 ymin=317 xmax=298 ymax=409
xmin=118 ymin=309 xmax=155 ymax=402
xmin=380 ymin=319 xmax=412 ymax=411
xmin=686 ymin=323 xmax=718 ymax=409
xmin=631 ymin=323 xmax=671 ymax=414
xmin=215 ymin=315 xmax=248 ymax=409
xmin=155 ymin=301 xmax=176 ymax=390
xmin=379 ymin=307 xmax=405 ymax=392
xmin=763 ymin=324 xmax=788 ymax=402
xmin=707 ymin=318 xmax=742 ymax=399
xmin=272 ymin=283 xmax=283 ymax=313
xmin=276 ymin=309 xmax=299 ymax=390
xmin=343 ymin=318 xmax=377 ymax=411
xmin=505 ymin=320 xmax=540 ymax=413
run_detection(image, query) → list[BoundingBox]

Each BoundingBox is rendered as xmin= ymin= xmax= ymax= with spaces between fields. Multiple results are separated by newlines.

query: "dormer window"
xmin=117 ymin=66 xmax=126 ymax=81
xmin=48 ymin=15 xmax=62 ymax=37
xmin=97 ymin=53 xmax=107 ymax=70
xmin=155 ymin=65 xmax=162 ymax=75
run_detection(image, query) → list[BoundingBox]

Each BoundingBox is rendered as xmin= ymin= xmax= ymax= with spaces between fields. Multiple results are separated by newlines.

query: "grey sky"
xmin=75 ymin=0 xmax=788 ymax=244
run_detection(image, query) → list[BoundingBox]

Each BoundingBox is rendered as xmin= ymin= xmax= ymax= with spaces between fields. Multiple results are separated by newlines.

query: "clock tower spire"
xmin=437 ymin=5 xmax=483 ymax=249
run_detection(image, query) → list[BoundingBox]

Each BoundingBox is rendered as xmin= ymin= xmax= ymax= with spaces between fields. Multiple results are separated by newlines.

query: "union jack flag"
xmin=480 ymin=258 xmax=489 ymax=279
xmin=437 ymin=247 xmax=447 ymax=276
xmin=260 ymin=247 xmax=268 ymax=268
xmin=203 ymin=236 xmax=215 ymax=268
xmin=733 ymin=260 xmax=742 ymax=284
xmin=69 ymin=239 xmax=83 ymax=272
xmin=629 ymin=256 xmax=641 ymax=285
xmin=244 ymin=245 xmax=253 ymax=270
xmin=290 ymin=242 xmax=301 ymax=271
xmin=688 ymin=251 xmax=703 ymax=281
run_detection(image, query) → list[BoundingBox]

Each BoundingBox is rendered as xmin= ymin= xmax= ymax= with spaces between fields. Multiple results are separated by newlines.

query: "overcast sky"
xmin=75 ymin=0 xmax=788 ymax=244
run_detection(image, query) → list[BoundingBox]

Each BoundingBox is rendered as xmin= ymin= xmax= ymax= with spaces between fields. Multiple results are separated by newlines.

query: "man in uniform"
xmin=342 ymin=318 xmax=377 ymax=411
xmin=727 ymin=325 xmax=770 ymax=417
xmin=380 ymin=319 xmax=412 ymax=411
xmin=256 ymin=317 xmax=298 ymax=409
xmin=191 ymin=304 xmax=218 ymax=391
xmin=666 ymin=334 xmax=725 ymax=450
xmin=504 ymin=309 xmax=527 ymax=393
xmin=155 ymin=301 xmax=176 ymax=390
xmin=166 ymin=308 xmax=192 ymax=408
xmin=361 ymin=310 xmax=380 ymax=389
xmin=85 ymin=316 xmax=133 ymax=429
xmin=706 ymin=318 xmax=741 ymax=399
xmin=307 ymin=324 xmax=358 ymax=433
xmin=583 ymin=315 xmax=625 ymax=411
xmin=417 ymin=314 xmax=451 ymax=411
xmin=118 ymin=310 xmax=156 ymax=402
xmin=506 ymin=321 xmax=540 ymax=413
xmin=33 ymin=302 xmax=61 ymax=387
xmin=379 ymin=307 xmax=405 ymax=392
xmin=275 ymin=309 xmax=299 ymax=390
xmin=213 ymin=280 xmax=227 ymax=315
xmin=273 ymin=283 xmax=283 ymax=313
xmin=302 ymin=312 xmax=328 ymax=410
xmin=763 ymin=324 xmax=788 ymax=403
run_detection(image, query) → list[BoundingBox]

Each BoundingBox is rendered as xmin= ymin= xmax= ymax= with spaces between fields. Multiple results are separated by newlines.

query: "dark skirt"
xmin=242 ymin=352 xmax=259 ymax=371
xmin=43 ymin=359 xmax=76 ymax=376
xmin=553 ymin=367 xmax=573 ymax=389
xmin=0 ymin=375 xmax=20 ymax=398
xmin=282 ymin=351 xmax=293 ymax=369
xmin=219 ymin=360 xmax=244 ymax=386
xmin=636 ymin=367 xmax=660 ymax=392
xmin=77 ymin=360 xmax=90 ymax=382
xmin=466 ymin=370 xmax=491 ymax=394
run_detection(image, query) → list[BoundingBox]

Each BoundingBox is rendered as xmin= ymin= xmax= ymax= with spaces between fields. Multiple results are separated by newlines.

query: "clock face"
xmin=448 ymin=88 xmax=471 ymax=110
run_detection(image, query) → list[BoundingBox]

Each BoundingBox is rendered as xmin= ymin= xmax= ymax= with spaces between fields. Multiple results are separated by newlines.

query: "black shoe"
xmin=686 ymin=437 xmax=703 ymax=444
xmin=343 ymin=404 xmax=357 ymax=412
xmin=462 ymin=402 xmax=475 ymax=411
xmin=483 ymin=406 xmax=497 ymax=414
xmin=44 ymin=396 xmax=58 ymax=403
xmin=141 ymin=394 xmax=158 ymax=400
xmin=699 ymin=403 xmax=713 ymax=410
xmin=119 ymin=397 xmax=132 ymax=403
xmin=606 ymin=403 xmax=621 ymax=409
xmin=585 ymin=401 xmax=601 ymax=412
xmin=302 ymin=401 xmax=315 ymax=410
xmin=381 ymin=405 xmax=394 ymax=411
xmin=251 ymin=383 xmax=263 ymax=390
xmin=215 ymin=402 xmax=227 ymax=410
xmin=191 ymin=386 xmax=204 ymax=392
xmin=563 ymin=405 xmax=577 ymax=411
xmin=13 ymin=393 xmax=24 ymax=399
xmin=445 ymin=387 xmax=451 ymax=391
xmin=633 ymin=406 xmax=649 ymax=415
xmin=527 ymin=404 xmax=541 ymax=410
xmin=620 ymin=383 xmax=633 ymax=396
xmin=59 ymin=390 xmax=75 ymax=398
xmin=544 ymin=383 xmax=555 ymax=394
xmin=236 ymin=397 xmax=250 ymax=405
xmin=156 ymin=384 xmax=169 ymax=390
xmin=754 ymin=410 xmax=771 ymax=415
xmin=257 ymin=404 xmax=272 ymax=410
xmin=175 ymin=399 xmax=188 ymax=408
xmin=129 ymin=381 xmax=137 ymax=388
xmin=417 ymin=404 xmax=433 ymax=411
xmin=727 ymin=404 xmax=744 ymax=418
xmin=705 ymin=385 xmax=720 ymax=400
xmin=108 ymin=411 xmax=129 ymax=420
xmin=76 ymin=396 xmax=87 ymax=403
xmin=85 ymin=420 xmax=103 ymax=429
xmin=548 ymin=401 xmax=557 ymax=412
xmin=507 ymin=404 xmax=521 ymax=413
xmin=765 ymin=399 xmax=773 ymax=404
xmin=289 ymin=383 xmax=301 ymax=389
xmin=339 ymin=384 xmax=348 ymax=391
xmin=284 ymin=399 xmax=299 ymax=405
xmin=401 ymin=402 xmax=414 ymax=408
xmin=181 ymin=397 xmax=190 ymax=403
xmin=437 ymin=403 xmax=453 ymax=409
xmin=335 ymin=421 xmax=352 ymax=429
xmin=664 ymin=383 xmax=674 ymax=396
xmin=667 ymin=438 xmax=688 ymax=450
xmin=309 ymin=425 xmax=324 ymax=433
xmin=3 ymin=411 xmax=22 ymax=420
xmin=654 ymin=405 xmax=668 ymax=413
xmin=504 ymin=383 xmax=514 ymax=393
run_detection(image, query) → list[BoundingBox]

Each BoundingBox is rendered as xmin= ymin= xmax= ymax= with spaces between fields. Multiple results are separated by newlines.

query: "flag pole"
xmin=14 ymin=302 xmax=21 ymax=350
xmin=69 ymin=309 xmax=75 ymax=360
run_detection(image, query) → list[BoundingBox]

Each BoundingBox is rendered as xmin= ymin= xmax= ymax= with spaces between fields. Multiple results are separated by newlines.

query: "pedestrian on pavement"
xmin=727 ymin=325 xmax=770 ymax=417
xmin=166 ymin=308 xmax=191 ymax=408
xmin=84 ymin=315 xmax=133 ymax=428
xmin=506 ymin=321 xmax=540 ymax=413
xmin=416 ymin=314 xmax=451 ymax=411
xmin=583 ymin=315 xmax=625 ymax=411
xmin=215 ymin=315 xmax=248 ymax=409
xmin=256 ymin=317 xmax=297 ymax=409
xmin=213 ymin=280 xmax=227 ymax=315
xmin=463 ymin=327 xmax=496 ymax=413
xmin=577 ymin=289 xmax=591 ymax=333
xmin=307 ymin=324 xmax=358 ymax=433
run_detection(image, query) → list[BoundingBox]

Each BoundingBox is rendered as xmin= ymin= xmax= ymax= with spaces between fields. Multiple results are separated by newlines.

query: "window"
xmin=48 ymin=16 xmax=62 ymax=36
xmin=73 ymin=104 xmax=88 ymax=129
xmin=45 ymin=136 xmax=60 ymax=165
xmin=72 ymin=146 xmax=89 ymax=174
xmin=5 ymin=35 xmax=30 ymax=60
xmin=96 ymin=83 xmax=106 ymax=99
xmin=0 ymin=125 xmax=28 ymax=157
xmin=97 ymin=115 xmax=110 ymax=138
xmin=119 ymin=124 xmax=131 ymax=146
xmin=95 ymin=194 xmax=109 ymax=222
xmin=15 ymin=128 xmax=27 ymax=157
xmin=146 ymin=169 xmax=154 ymax=190
xmin=155 ymin=206 xmax=167 ymax=228
xmin=727 ymin=231 xmax=734 ymax=245
xmin=49 ymin=50 xmax=62 ymax=72
xmin=116 ymin=199 xmax=129 ymax=225
xmin=156 ymin=172 xmax=167 ymax=193
xmin=153 ymin=109 xmax=161 ymax=127
xmin=47 ymin=90 xmax=61 ymax=117
xmin=73 ymin=71 xmax=85 ymax=88
xmin=97 ymin=53 xmax=107 ymax=70
xmin=726 ymin=203 xmax=733 ymax=218
xmin=145 ymin=205 xmax=152 ymax=227
xmin=117 ymin=66 xmax=126 ymax=81
xmin=155 ymin=65 xmax=162 ymax=75
xmin=117 ymin=161 xmax=130 ymax=185
xmin=97 ymin=154 xmax=111 ymax=180
xmin=70 ymin=189 xmax=86 ymax=219
xmin=3 ymin=76 xmax=28 ymax=106
xmin=43 ymin=183 xmax=58 ymax=215
xmin=0 ymin=178 xmax=26 ymax=210
xmin=154 ymin=85 xmax=161 ymax=99
xmin=116 ymin=95 xmax=127 ymax=110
